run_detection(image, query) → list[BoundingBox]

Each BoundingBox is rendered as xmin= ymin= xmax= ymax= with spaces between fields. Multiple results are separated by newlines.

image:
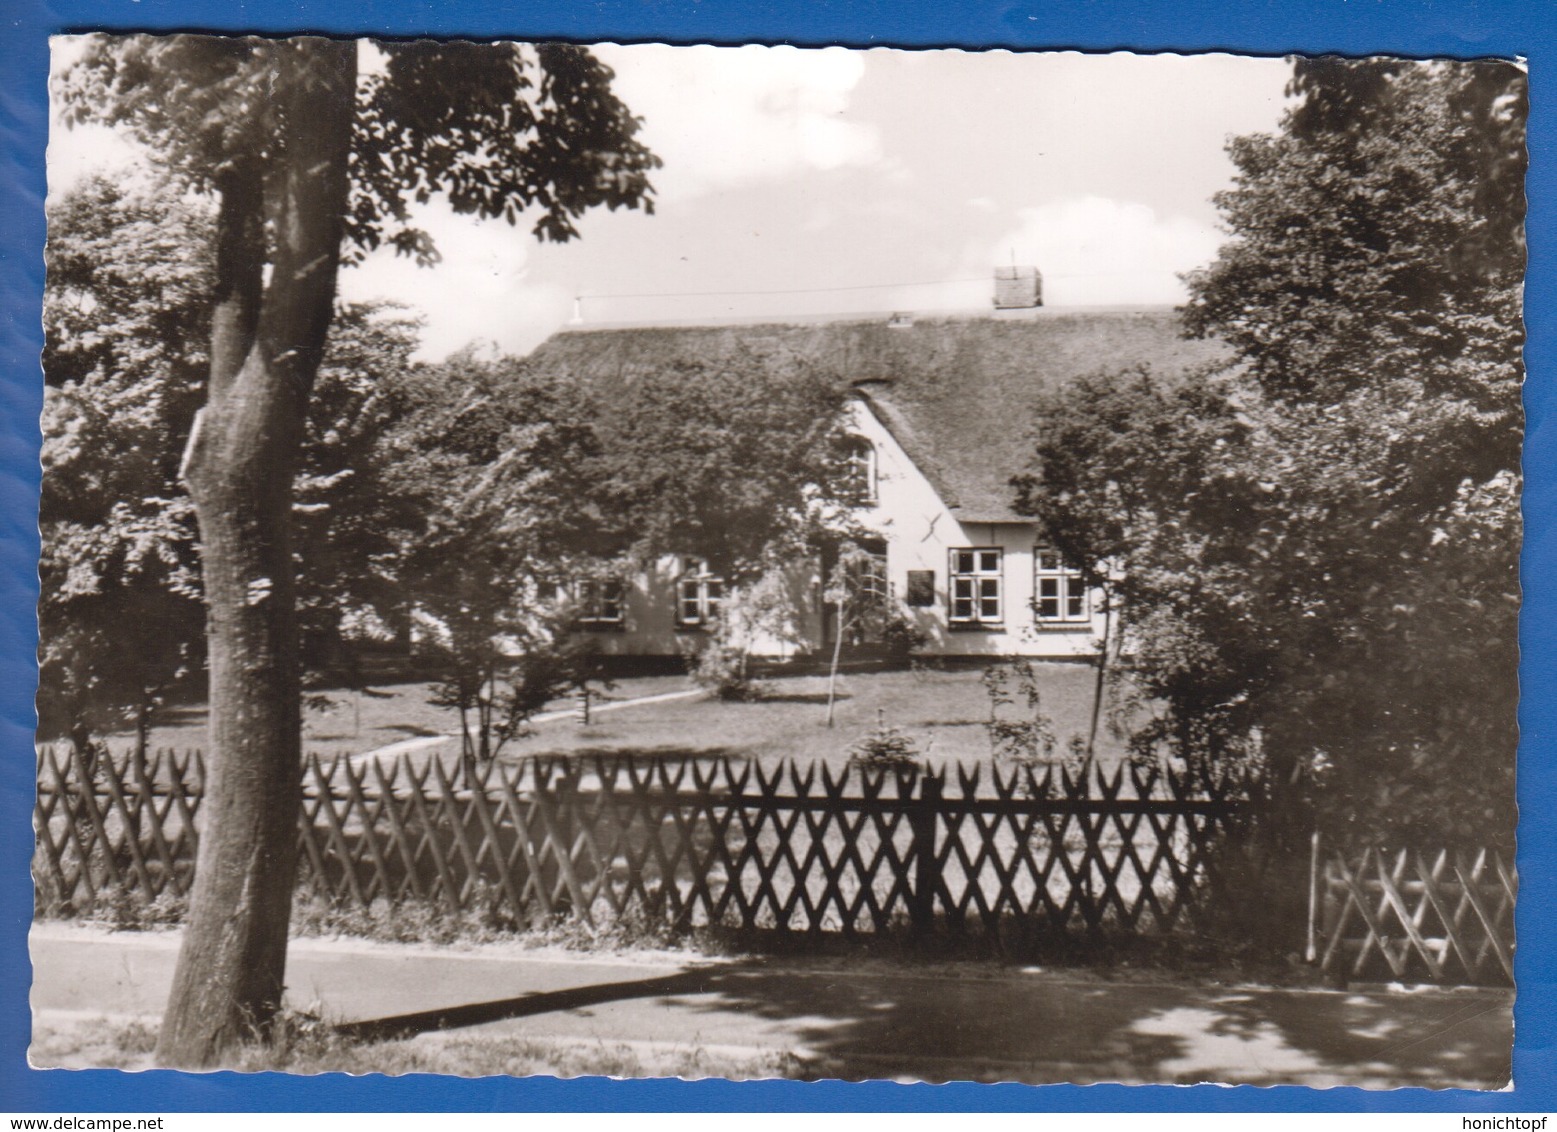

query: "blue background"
xmin=1 ymin=0 xmax=1550 ymax=1113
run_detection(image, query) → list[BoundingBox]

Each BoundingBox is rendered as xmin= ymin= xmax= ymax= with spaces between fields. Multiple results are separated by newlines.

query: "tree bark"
xmin=825 ymin=613 xmax=845 ymax=729
xmin=156 ymin=38 xmax=357 ymax=1069
xmin=1083 ymin=596 xmax=1112 ymax=768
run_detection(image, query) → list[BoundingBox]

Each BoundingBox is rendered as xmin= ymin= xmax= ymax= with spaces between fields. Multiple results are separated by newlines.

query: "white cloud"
xmin=338 ymin=203 xmax=571 ymax=359
xmin=47 ymin=123 xmax=146 ymax=196
xmin=594 ymin=43 xmax=882 ymax=202
xmin=48 ymin=38 xmax=146 ymax=195
xmin=988 ymin=196 xmax=1225 ymax=306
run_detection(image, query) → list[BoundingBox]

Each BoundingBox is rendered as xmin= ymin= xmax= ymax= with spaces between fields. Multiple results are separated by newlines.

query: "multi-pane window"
xmin=949 ymin=548 xmax=1002 ymax=625
xmin=1033 ymin=549 xmax=1088 ymax=623
xmin=576 ymin=579 xmax=625 ymax=626
xmin=841 ymin=437 xmax=877 ymax=503
xmin=676 ymin=560 xmax=725 ymax=628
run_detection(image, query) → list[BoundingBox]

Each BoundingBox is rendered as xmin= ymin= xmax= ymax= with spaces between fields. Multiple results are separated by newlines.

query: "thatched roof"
xmin=525 ymin=308 xmax=1230 ymax=523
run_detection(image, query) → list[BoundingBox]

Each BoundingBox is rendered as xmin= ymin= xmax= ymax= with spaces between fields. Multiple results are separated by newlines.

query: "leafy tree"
xmin=385 ymin=351 xmax=617 ymax=775
xmin=580 ymin=356 xmax=851 ymax=582
xmin=1016 ymin=60 xmax=1524 ymax=887
xmin=822 ymin=540 xmax=891 ymax=727
xmin=380 ymin=348 xmax=855 ymax=757
xmin=1181 ymin=58 xmax=1524 ymax=496
xmin=1016 ymin=366 xmax=1265 ymax=773
xmin=40 ymin=175 xmax=211 ymax=756
xmin=59 ymin=33 xmax=657 ymax=1065
xmin=1180 ymin=57 xmax=1524 ymax=848
xmin=566 ymin=353 xmax=856 ymax=687
xmin=40 ymin=173 xmax=426 ymax=748
xmin=293 ymin=303 xmax=424 ymax=680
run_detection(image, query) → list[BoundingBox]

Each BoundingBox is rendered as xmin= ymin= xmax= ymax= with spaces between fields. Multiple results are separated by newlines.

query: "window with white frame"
xmin=676 ymin=559 xmax=725 ymax=629
xmin=1033 ymin=549 xmax=1088 ymax=623
xmin=576 ymin=579 xmax=625 ymax=626
xmin=949 ymin=548 xmax=1002 ymax=626
xmin=841 ymin=436 xmax=877 ymax=503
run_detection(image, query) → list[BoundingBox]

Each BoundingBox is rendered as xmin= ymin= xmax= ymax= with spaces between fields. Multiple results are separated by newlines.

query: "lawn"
xmin=103 ymin=663 xmax=1139 ymax=769
xmin=510 ymin=664 xmax=1138 ymax=767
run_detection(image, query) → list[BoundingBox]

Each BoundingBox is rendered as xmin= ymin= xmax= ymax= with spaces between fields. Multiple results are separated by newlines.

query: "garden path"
xmin=347 ymin=687 xmax=707 ymax=766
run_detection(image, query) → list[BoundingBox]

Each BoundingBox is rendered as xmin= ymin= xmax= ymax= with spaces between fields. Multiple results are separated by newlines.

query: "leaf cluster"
xmin=351 ymin=41 xmax=659 ymax=258
xmin=384 ymin=351 xmax=619 ymax=661
xmin=847 ymin=721 xmax=922 ymax=770
xmin=981 ymin=660 xmax=1062 ymax=767
xmin=576 ymin=353 xmax=853 ymax=583
xmin=1017 ymin=60 xmax=1523 ymax=849
xmin=59 ymin=35 xmax=660 ymax=269
xmin=39 ymin=174 xmax=435 ymax=738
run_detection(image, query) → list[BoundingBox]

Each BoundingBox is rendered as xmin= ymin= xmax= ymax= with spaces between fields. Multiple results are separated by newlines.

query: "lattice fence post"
xmin=910 ymin=771 xmax=941 ymax=933
xmin=554 ymin=770 xmax=588 ymax=923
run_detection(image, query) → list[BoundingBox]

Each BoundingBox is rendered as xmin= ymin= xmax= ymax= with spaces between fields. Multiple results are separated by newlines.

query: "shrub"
xmin=847 ymin=714 xmax=923 ymax=770
xmin=683 ymin=640 xmax=769 ymax=702
xmin=880 ymin=615 xmax=929 ymax=661
xmin=99 ymin=888 xmax=187 ymax=931
xmin=289 ymin=879 xmax=519 ymax=945
xmin=983 ymin=659 xmax=1063 ymax=766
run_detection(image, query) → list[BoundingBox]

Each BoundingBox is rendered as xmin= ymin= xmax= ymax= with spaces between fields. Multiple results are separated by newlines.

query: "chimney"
xmin=993 ymin=265 xmax=1042 ymax=310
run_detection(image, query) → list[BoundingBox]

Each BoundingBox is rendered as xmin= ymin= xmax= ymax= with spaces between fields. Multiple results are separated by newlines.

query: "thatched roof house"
xmin=527 ymin=308 xmax=1229 ymax=522
xmin=524 ymin=306 xmax=1229 ymax=658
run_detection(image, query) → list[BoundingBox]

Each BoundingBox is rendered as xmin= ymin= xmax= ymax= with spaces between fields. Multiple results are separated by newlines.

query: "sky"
xmin=48 ymin=43 xmax=1293 ymax=360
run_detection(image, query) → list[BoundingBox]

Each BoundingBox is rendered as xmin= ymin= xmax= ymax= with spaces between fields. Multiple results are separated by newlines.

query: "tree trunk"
xmin=458 ymin=701 xmax=477 ymax=788
xmin=1083 ymin=597 xmax=1112 ymax=768
xmin=156 ymin=38 xmax=356 ymax=1069
xmin=479 ymin=665 xmax=494 ymax=763
xmin=134 ymin=695 xmax=152 ymax=765
xmin=825 ymin=613 xmax=846 ymax=729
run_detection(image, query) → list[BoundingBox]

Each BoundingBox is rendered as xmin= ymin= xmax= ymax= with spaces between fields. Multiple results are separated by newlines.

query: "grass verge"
xmin=29 ymin=1013 xmax=811 ymax=1080
xmin=88 ymin=664 xmax=1135 ymax=767
xmin=56 ymin=876 xmax=1311 ymax=989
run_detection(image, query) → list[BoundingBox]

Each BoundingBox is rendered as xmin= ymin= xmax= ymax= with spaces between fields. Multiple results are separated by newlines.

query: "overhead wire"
xmin=575 ymin=267 xmax=1148 ymax=304
xmin=576 ymin=277 xmax=992 ymax=301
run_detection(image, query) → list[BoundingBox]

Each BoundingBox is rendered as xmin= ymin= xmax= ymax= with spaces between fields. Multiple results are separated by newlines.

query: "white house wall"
xmin=574 ymin=399 xmax=1105 ymax=661
xmin=574 ymin=556 xmax=823 ymax=661
xmin=842 ymin=399 xmax=1105 ymax=659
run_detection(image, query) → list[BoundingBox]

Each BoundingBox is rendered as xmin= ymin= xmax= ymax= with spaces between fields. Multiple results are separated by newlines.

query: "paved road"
xmin=29 ymin=923 xmax=1512 ymax=1088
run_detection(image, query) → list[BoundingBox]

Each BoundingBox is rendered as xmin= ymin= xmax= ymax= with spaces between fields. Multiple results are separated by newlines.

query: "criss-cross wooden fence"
xmin=35 ymin=745 xmax=1253 ymax=939
xmin=1316 ymin=846 xmax=1515 ymax=986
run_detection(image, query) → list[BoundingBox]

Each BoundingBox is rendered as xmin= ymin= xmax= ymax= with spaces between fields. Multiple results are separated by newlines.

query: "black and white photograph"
xmin=31 ymin=37 xmax=1523 ymax=1088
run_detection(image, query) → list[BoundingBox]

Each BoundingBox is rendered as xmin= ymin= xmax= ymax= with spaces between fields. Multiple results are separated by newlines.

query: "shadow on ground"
xmin=333 ymin=959 xmax=1511 ymax=1088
